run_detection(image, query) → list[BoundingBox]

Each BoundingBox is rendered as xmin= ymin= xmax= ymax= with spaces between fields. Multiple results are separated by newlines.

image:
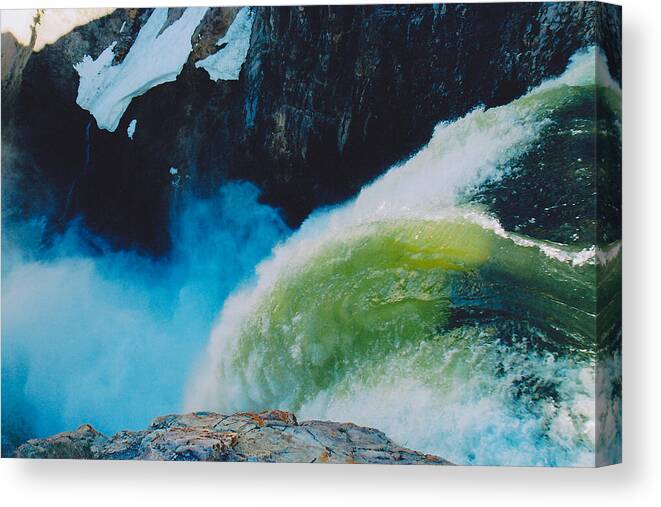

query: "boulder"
xmin=15 ymin=409 xmax=451 ymax=464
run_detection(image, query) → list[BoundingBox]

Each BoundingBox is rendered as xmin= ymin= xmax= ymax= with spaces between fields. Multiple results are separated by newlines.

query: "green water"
xmin=230 ymin=221 xmax=595 ymax=407
xmin=188 ymin=47 xmax=622 ymax=466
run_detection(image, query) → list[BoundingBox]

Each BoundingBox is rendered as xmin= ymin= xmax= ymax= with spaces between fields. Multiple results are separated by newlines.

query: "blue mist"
xmin=1 ymin=182 xmax=289 ymax=450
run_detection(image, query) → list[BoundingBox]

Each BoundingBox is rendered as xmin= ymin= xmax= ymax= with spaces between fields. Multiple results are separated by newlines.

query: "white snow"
xmin=195 ymin=7 xmax=255 ymax=81
xmin=119 ymin=21 xmax=126 ymax=33
xmin=169 ymin=167 xmax=178 ymax=175
xmin=126 ymin=119 xmax=137 ymax=139
xmin=73 ymin=7 xmax=208 ymax=132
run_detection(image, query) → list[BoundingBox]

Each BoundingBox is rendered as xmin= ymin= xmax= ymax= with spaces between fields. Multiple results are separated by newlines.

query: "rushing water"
xmin=186 ymin=47 xmax=622 ymax=466
xmin=2 ymin=45 xmax=620 ymax=465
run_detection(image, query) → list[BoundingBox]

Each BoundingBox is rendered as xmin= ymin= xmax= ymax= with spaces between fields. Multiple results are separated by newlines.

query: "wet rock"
xmin=15 ymin=409 xmax=451 ymax=464
xmin=14 ymin=423 xmax=108 ymax=459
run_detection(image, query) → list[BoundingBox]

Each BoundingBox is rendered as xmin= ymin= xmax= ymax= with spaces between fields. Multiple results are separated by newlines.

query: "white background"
xmin=1 ymin=0 xmax=659 ymax=505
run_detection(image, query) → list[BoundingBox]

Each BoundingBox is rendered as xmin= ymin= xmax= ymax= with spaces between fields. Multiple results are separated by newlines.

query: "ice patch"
xmin=195 ymin=7 xmax=255 ymax=81
xmin=73 ymin=7 xmax=208 ymax=132
xmin=126 ymin=119 xmax=137 ymax=140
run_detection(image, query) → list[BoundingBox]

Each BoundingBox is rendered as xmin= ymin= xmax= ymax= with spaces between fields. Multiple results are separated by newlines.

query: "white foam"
xmin=297 ymin=332 xmax=597 ymax=466
xmin=460 ymin=210 xmax=600 ymax=267
xmin=533 ymin=46 xmax=621 ymax=97
xmin=596 ymin=350 xmax=622 ymax=465
xmin=596 ymin=242 xmax=622 ymax=266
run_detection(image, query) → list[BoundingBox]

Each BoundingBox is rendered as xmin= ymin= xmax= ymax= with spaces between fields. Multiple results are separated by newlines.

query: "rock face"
xmin=1 ymin=4 xmax=621 ymax=255
xmin=15 ymin=409 xmax=451 ymax=464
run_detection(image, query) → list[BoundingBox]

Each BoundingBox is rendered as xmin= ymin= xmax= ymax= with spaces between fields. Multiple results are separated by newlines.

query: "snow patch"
xmin=73 ymin=7 xmax=208 ymax=132
xmin=195 ymin=7 xmax=255 ymax=81
xmin=127 ymin=119 xmax=137 ymax=140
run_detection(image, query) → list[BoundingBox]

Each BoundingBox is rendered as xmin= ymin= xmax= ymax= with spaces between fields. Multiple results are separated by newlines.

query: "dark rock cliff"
xmin=1 ymin=3 xmax=621 ymax=255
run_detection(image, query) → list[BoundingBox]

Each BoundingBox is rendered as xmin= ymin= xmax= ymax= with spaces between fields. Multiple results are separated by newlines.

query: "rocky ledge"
xmin=15 ymin=409 xmax=451 ymax=464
